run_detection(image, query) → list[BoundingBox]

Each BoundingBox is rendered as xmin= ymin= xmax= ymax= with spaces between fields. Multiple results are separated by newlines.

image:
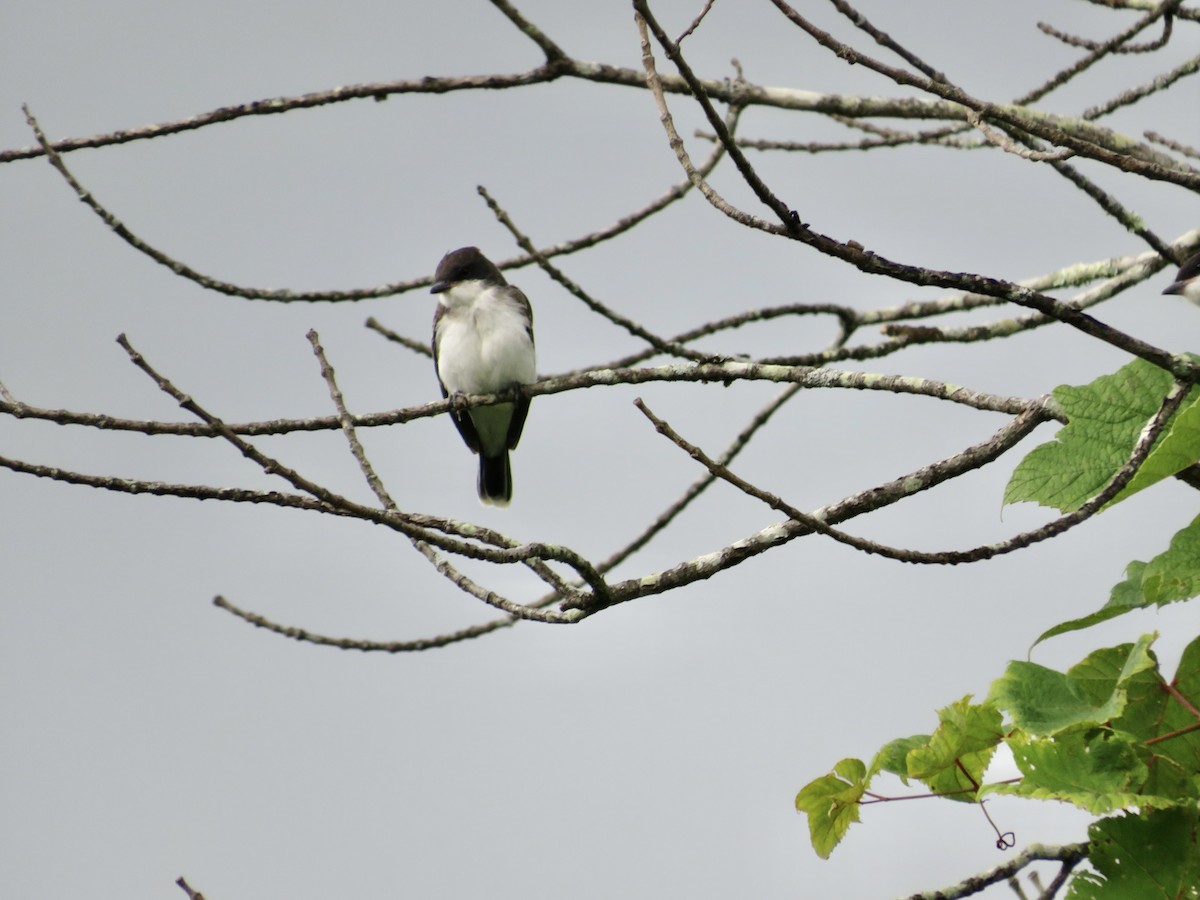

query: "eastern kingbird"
xmin=1163 ymin=251 xmax=1200 ymax=305
xmin=430 ymin=247 xmax=536 ymax=506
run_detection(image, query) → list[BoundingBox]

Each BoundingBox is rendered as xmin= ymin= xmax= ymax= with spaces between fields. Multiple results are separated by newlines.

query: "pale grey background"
xmin=2 ymin=2 xmax=1197 ymax=898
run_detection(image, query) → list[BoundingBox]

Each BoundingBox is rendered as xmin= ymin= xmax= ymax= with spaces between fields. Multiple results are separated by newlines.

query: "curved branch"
xmin=114 ymin=333 xmax=608 ymax=613
xmin=4 ymin=4 xmax=1178 ymax=178
xmin=637 ymin=377 xmax=1190 ymax=567
xmin=897 ymin=842 xmax=1088 ymax=900
xmin=632 ymin=15 xmax=1200 ymax=381
xmin=1037 ymin=11 xmax=1173 ymax=54
xmin=22 ymin=92 xmax=738 ymax=303
xmin=213 ymin=595 xmax=522 ymax=651
xmin=487 ymin=0 xmax=568 ymax=63
xmin=0 ymin=357 xmax=1050 ymax=440
xmin=825 ymin=0 xmax=947 ymax=83
xmin=760 ymin=0 xmax=1198 ymax=186
xmin=581 ymin=407 xmax=1050 ymax=613
xmin=478 ymin=185 xmax=721 ymax=363
xmin=308 ymin=328 xmax=581 ymax=603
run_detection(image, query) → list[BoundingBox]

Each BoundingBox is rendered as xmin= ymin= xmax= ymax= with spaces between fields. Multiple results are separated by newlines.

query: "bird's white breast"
xmin=436 ymin=281 xmax=536 ymax=395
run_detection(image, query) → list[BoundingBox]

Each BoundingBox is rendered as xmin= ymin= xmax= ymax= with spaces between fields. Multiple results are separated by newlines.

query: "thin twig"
xmin=761 ymin=0 xmax=1197 ymax=186
xmin=676 ymin=0 xmax=716 ymax=44
xmin=1081 ymin=53 xmax=1200 ymax=121
xmin=634 ymin=400 xmax=1033 ymax=566
xmin=635 ymin=378 xmax=1188 ymax=567
xmin=487 ymin=0 xmax=568 ymax=62
xmin=581 ymin=407 xmax=1050 ymax=611
xmin=1017 ymin=0 xmax=1185 ymax=105
xmin=21 ymin=93 xmax=737 ymax=304
xmin=637 ymin=5 xmax=1200 ymax=381
xmin=599 ymin=383 xmax=804 ymax=572
xmin=213 ymin=595 xmax=522 ymax=651
xmin=307 ymin=329 xmax=397 ymax=510
xmin=1037 ymin=14 xmax=1173 ymax=54
xmin=114 ymin=333 xmax=600 ymax=619
xmin=0 ymin=452 xmax=346 ymax=513
xmin=478 ymin=185 xmax=719 ymax=362
xmin=965 ymin=109 xmax=1075 ymax=162
xmin=825 ymin=0 xmax=948 ymax=83
xmin=1145 ymin=130 xmax=1200 ymax=160
xmin=894 ymin=843 xmax=1088 ymax=900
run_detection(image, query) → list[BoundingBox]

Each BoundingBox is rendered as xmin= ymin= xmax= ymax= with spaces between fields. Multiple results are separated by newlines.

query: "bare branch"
xmin=579 ymin=407 xmax=1049 ymax=612
xmin=675 ymin=0 xmax=716 ymax=44
xmin=762 ymin=0 xmax=1198 ymax=186
xmin=895 ymin=842 xmax=1088 ymax=900
xmin=478 ymin=185 xmax=719 ymax=362
xmin=1017 ymin=0 xmax=1186 ymax=104
xmin=487 ymin=0 xmax=568 ymax=63
xmin=214 ymin=595 xmax=521 ymax=651
xmin=22 ymin=94 xmax=740 ymax=305
xmin=113 ymin=333 xmax=607 ymax=614
xmin=965 ymin=109 xmax=1076 ymax=161
xmin=1035 ymin=149 xmax=1181 ymax=261
xmin=1037 ymin=13 xmax=1174 ymax=54
xmin=825 ymin=0 xmax=948 ymax=83
xmin=216 ymin=383 xmax=807 ymax=650
xmin=0 ymin=356 xmax=1043 ymax=437
xmin=1081 ymin=53 xmax=1200 ymax=121
xmin=310 ymin=332 xmax=588 ymax=602
xmin=637 ymin=5 xmax=1200 ymax=379
xmin=1145 ymin=129 xmax=1200 ymax=160
xmin=5 ymin=7 xmax=1184 ymax=184
xmin=307 ymin=329 xmax=398 ymax=511
xmin=636 ymin=3 xmax=798 ymax=228
xmin=365 ymin=317 xmax=434 ymax=358
xmin=636 ymin=378 xmax=1190 ymax=567
xmin=598 ymin=383 xmax=804 ymax=573
xmin=635 ymin=12 xmax=780 ymax=235
xmin=1075 ymin=0 xmax=1198 ymax=19
xmin=3 ymin=67 xmax=566 ymax=165
xmin=0 ymin=452 xmax=344 ymax=513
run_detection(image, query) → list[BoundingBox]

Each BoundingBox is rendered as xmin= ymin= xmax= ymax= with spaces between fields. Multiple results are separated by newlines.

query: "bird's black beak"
xmin=430 ymin=280 xmax=450 ymax=294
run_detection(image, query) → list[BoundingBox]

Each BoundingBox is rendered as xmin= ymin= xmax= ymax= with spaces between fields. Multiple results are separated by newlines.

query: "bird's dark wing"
xmin=432 ymin=305 xmax=482 ymax=454
xmin=505 ymin=285 xmax=535 ymax=345
xmin=506 ymin=395 xmax=531 ymax=451
xmin=501 ymin=285 xmax=534 ymax=451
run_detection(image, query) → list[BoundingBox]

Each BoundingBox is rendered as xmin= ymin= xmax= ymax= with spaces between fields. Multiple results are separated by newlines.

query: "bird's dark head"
xmin=430 ymin=247 xmax=506 ymax=294
xmin=1162 ymin=250 xmax=1200 ymax=302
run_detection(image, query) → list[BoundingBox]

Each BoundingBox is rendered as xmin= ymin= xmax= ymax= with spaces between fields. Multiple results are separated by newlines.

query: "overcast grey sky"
xmin=2 ymin=2 xmax=1198 ymax=898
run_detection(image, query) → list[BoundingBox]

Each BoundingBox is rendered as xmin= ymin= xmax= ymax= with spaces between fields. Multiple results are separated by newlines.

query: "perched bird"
xmin=430 ymin=247 xmax=536 ymax=506
xmin=1162 ymin=251 xmax=1200 ymax=305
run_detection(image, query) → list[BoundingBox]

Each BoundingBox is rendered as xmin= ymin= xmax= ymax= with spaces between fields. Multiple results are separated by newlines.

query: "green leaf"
xmin=1004 ymin=358 xmax=1200 ymax=513
xmin=1067 ymin=806 xmax=1200 ymax=899
xmin=983 ymin=728 xmax=1168 ymax=815
xmin=905 ymin=697 xmax=1002 ymax=801
xmin=1118 ymin=382 xmax=1200 ymax=503
xmin=1112 ymin=635 xmax=1200 ymax=789
xmin=990 ymin=638 xmax=1157 ymax=737
xmin=989 ymin=659 xmax=1127 ymax=735
xmin=1058 ymin=637 xmax=1200 ymax=804
xmin=1033 ymin=561 xmax=1152 ymax=645
xmin=1033 ymin=516 xmax=1200 ymax=646
xmin=794 ymin=758 xmax=867 ymax=859
xmin=870 ymin=734 xmax=929 ymax=783
xmin=1066 ymin=636 xmax=1158 ymax=705
xmin=1136 ymin=512 xmax=1200 ymax=604
xmin=986 ymin=638 xmax=1200 ymax=814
